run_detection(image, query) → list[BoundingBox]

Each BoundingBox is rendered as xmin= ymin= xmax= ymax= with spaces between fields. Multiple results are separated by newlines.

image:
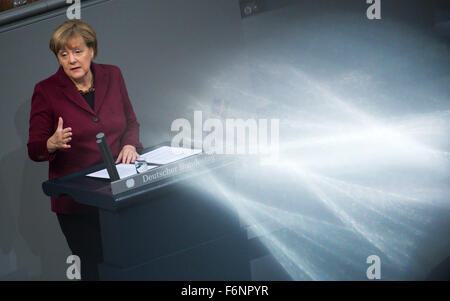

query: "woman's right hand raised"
xmin=47 ymin=117 xmax=72 ymax=154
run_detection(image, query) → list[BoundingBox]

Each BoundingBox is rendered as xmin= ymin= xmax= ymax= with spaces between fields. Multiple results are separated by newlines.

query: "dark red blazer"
xmin=27 ymin=62 xmax=143 ymax=214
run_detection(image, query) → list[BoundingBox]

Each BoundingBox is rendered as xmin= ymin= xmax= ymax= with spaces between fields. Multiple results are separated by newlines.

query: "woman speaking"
xmin=27 ymin=20 xmax=143 ymax=280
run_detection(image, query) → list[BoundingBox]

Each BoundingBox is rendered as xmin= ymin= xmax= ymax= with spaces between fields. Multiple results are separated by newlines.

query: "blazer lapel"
xmin=56 ymin=65 xmax=95 ymax=115
xmin=91 ymin=62 xmax=109 ymax=114
xmin=55 ymin=61 xmax=109 ymax=115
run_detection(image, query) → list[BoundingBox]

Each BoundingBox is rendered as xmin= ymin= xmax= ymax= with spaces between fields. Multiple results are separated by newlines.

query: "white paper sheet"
xmin=139 ymin=146 xmax=202 ymax=165
xmin=86 ymin=163 xmax=157 ymax=179
xmin=86 ymin=146 xmax=202 ymax=179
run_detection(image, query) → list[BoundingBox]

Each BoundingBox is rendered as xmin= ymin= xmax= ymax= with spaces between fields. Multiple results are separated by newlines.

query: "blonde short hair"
xmin=49 ymin=20 xmax=98 ymax=58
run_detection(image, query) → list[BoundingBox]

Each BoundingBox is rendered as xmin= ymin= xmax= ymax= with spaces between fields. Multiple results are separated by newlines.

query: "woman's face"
xmin=57 ymin=35 xmax=94 ymax=83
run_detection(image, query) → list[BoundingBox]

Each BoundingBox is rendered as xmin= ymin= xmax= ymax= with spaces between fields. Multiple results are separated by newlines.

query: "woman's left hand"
xmin=115 ymin=145 xmax=140 ymax=164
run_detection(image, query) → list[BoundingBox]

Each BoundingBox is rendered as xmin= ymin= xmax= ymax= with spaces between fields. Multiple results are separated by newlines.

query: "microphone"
xmin=96 ymin=132 xmax=120 ymax=181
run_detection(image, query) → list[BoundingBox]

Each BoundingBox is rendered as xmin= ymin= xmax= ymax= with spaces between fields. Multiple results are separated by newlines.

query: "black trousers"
xmin=57 ymin=210 xmax=103 ymax=281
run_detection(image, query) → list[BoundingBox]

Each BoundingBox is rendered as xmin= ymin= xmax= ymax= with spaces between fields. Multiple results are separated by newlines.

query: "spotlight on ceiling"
xmin=239 ymin=0 xmax=297 ymax=19
xmin=239 ymin=0 xmax=261 ymax=18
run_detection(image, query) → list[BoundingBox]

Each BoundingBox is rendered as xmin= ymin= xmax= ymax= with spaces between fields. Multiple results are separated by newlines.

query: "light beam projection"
xmin=189 ymin=109 xmax=448 ymax=280
xmin=183 ymin=59 xmax=449 ymax=280
xmin=178 ymin=7 xmax=449 ymax=280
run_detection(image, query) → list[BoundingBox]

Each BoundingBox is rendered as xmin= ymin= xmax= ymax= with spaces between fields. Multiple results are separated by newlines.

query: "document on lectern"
xmin=86 ymin=146 xmax=202 ymax=179
xmin=86 ymin=163 xmax=155 ymax=179
xmin=139 ymin=146 xmax=202 ymax=165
